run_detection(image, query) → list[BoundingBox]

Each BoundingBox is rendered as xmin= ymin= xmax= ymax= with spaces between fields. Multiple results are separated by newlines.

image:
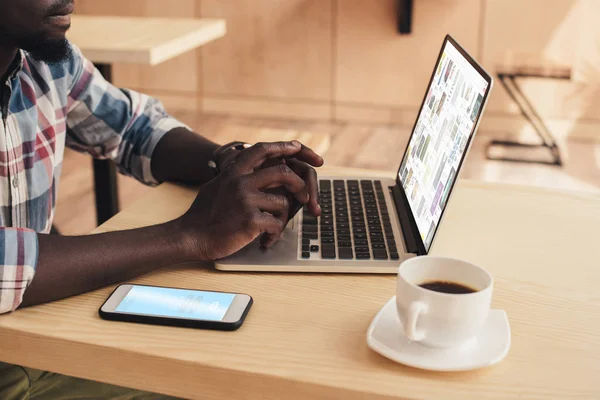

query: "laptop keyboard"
xmin=300 ymin=180 xmax=400 ymax=261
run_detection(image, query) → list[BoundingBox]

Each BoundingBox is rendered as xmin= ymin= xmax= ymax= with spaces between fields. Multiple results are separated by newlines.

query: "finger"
xmin=288 ymin=159 xmax=321 ymax=216
xmin=252 ymin=192 xmax=290 ymax=218
xmin=257 ymin=157 xmax=284 ymax=171
xmin=249 ymin=212 xmax=286 ymax=249
xmin=235 ymin=141 xmax=303 ymax=173
xmin=219 ymin=150 xmax=240 ymax=171
xmin=286 ymin=143 xmax=324 ymax=168
xmin=250 ymin=164 xmax=309 ymax=204
xmin=254 ymin=191 xmax=295 ymax=248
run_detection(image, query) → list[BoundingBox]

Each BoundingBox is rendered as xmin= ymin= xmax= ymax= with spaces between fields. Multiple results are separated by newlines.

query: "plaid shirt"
xmin=0 ymin=43 xmax=185 ymax=314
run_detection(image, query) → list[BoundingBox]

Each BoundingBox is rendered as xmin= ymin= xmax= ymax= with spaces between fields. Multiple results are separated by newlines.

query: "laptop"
xmin=216 ymin=35 xmax=493 ymax=273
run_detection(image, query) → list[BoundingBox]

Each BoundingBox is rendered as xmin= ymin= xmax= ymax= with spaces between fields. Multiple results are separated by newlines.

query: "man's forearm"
xmin=151 ymin=127 xmax=220 ymax=184
xmin=20 ymin=219 xmax=193 ymax=308
xmin=21 ymin=129 xmax=219 ymax=307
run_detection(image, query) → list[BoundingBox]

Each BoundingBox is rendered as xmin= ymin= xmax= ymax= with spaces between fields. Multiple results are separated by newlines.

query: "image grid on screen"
xmin=399 ymin=41 xmax=489 ymax=251
xmin=115 ymin=286 xmax=235 ymax=321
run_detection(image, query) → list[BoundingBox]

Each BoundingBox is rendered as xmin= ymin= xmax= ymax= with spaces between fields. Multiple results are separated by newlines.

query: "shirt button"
xmin=12 ymin=177 xmax=18 ymax=188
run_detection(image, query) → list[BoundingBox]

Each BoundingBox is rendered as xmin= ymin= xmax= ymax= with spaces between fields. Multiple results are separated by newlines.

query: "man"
xmin=0 ymin=0 xmax=323 ymax=398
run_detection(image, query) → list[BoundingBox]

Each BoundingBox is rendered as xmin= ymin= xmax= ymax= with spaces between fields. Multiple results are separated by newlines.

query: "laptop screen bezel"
xmin=395 ymin=34 xmax=493 ymax=254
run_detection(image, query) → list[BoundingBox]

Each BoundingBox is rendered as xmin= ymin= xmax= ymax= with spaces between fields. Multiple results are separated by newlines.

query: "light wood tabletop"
xmin=66 ymin=15 xmax=226 ymax=65
xmin=1 ymin=167 xmax=599 ymax=399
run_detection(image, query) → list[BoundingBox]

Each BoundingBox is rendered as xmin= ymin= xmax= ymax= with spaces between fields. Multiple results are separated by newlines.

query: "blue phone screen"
xmin=115 ymin=286 xmax=235 ymax=321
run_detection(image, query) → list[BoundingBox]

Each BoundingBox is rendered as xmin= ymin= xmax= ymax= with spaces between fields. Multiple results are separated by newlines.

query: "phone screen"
xmin=115 ymin=286 xmax=236 ymax=321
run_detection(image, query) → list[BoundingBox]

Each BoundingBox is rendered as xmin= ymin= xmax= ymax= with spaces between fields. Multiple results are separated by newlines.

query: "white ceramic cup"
xmin=396 ymin=256 xmax=493 ymax=348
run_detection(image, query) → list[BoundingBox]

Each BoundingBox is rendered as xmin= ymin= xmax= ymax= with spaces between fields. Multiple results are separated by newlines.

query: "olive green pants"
xmin=0 ymin=362 xmax=180 ymax=400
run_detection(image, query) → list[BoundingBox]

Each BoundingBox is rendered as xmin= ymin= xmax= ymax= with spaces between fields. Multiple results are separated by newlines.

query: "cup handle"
xmin=404 ymin=301 xmax=427 ymax=341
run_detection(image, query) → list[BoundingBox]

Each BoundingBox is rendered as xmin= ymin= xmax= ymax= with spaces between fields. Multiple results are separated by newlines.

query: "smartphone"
xmin=99 ymin=284 xmax=253 ymax=331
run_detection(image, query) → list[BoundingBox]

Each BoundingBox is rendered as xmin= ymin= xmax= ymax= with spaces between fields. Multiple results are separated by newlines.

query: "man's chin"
xmin=23 ymin=37 xmax=72 ymax=65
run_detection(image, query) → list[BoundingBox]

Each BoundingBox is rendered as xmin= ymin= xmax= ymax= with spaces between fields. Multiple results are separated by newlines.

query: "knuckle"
xmin=298 ymin=176 xmax=307 ymax=190
xmin=277 ymin=141 xmax=289 ymax=151
xmin=255 ymin=142 xmax=270 ymax=154
xmin=232 ymin=175 xmax=248 ymax=192
xmin=222 ymin=168 xmax=238 ymax=181
xmin=250 ymin=213 xmax=263 ymax=230
xmin=242 ymin=196 xmax=256 ymax=213
xmin=271 ymin=194 xmax=289 ymax=210
xmin=277 ymin=164 xmax=292 ymax=176
xmin=242 ymin=213 xmax=257 ymax=230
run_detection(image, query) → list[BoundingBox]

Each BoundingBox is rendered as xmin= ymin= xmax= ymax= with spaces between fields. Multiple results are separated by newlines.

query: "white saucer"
xmin=367 ymin=297 xmax=511 ymax=372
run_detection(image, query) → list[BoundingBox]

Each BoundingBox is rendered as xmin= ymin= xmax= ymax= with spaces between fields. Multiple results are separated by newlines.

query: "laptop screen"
xmin=398 ymin=38 xmax=490 ymax=251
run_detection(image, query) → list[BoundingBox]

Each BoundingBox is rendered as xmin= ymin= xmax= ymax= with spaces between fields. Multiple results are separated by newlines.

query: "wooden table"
xmin=66 ymin=15 xmax=226 ymax=226
xmin=1 ymin=167 xmax=599 ymax=399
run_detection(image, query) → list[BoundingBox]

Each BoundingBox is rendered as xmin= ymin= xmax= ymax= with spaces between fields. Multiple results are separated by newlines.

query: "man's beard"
xmin=20 ymin=34 xmax=72 ymax=64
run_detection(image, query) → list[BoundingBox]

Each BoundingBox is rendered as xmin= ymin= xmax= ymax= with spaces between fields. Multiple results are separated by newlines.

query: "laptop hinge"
xmin=391 ymin=185 xmax=421 ymax=255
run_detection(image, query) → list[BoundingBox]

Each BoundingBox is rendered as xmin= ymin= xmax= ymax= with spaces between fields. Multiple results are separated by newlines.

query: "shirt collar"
xmin=3 ymin=50 xmax=24 ymax=84
xmin=8 ymin=50 xmax=25 ymax=79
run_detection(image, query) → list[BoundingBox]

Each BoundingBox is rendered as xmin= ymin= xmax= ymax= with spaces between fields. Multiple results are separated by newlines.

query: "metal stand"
xmin=397 ymin=0 xmax=413 ymax=34
xmin=486 ymin=73 xmax=565 ymax=166
xmin=93 ymin=63 xmax=120 ymax=225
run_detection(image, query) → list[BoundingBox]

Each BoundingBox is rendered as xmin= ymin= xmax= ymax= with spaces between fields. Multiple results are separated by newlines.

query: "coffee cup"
xmin=396 ymin=256 xmax=493 ymax=348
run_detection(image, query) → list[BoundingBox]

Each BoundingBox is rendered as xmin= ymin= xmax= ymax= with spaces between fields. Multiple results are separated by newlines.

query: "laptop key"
xmin=321 ymin=232 xmax=334 ymax=238
xmin=354 ymin=240 xmax=368 ymax=246
xmin=302 ymin=238 xmax=310 ymax=245
xmin=303 ymin=225 xmax=318 ymax=233
xmin=303 ymin=232 xmax=318 ymax=240
xmin=321 ymin=226 xmax=334 ymax=232
xmin=355 ymin=246 xmax=369 ymax=253
xmin=390 ymin=253 xmax=400 ymax=260
xmin=339 ymin=248 xmax=353 ymax=259
xmin=373 ymin=249 xmax=388 ymax=260
xmin=310 ymin=245 xmax=319 ymax=252
xmin=356 ymin=252 xmax=371 ymax=259
xmin=338 ymin=241 xmax=352 ymax=248
xmin=321 ymin=238 xmax=334 ymax=244
xmin=372 ymin=243 xmax=386 ymax=249
xmin=302 ymin=245 xmax=310 ymax=252
xmin=302 ymin=251 xmax=310 ymax=259
xmin=321 ymin=244 xmax=336 ymax=259
xmin=320 ymin=180 xmax=331 ymax=188
xmin=303 ymin=216 xmax=318 ymax=225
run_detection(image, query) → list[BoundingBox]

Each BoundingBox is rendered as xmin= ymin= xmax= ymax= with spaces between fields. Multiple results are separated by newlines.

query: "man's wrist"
xmin=165 ymin=216 xmax=215 ymax=262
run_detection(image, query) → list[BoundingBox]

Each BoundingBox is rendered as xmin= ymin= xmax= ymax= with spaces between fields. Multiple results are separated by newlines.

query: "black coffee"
xmin=419 ymin=280 xmax=476 ymax=294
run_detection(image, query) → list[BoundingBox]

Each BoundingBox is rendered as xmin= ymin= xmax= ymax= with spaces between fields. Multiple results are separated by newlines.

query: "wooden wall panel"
xmin=74 ymin=0 xmax=600 ymax=129
xmin=335 ymin=0 xmax=482 ymax=110
xmin=483 ymin=0 xmax=600 ymax=120
xmin=202 ymin=96 xmax=330 ymax=120
xmin=76 ymin=0 xmax=198 ymax=96
xmin=199 ymin=0 xmax=333 ymax=102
